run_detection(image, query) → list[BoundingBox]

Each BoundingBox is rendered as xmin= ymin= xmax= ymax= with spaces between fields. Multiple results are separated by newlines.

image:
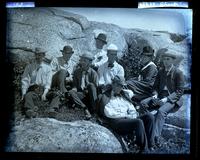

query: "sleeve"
xmin=44 ymin=66 xmax=53 ymax=90
xmin=93 ymin=51 xmax=108 ymax=67
xmin=167 ymin=69 xmax=185 ymax=103
xmin=153 ymin=70 xmax=161 ymax=93
xmin=141 ymin=65 xmax=158 ymax=86
xmin=91 ymin=69 xmax=99 ymax=87
xmin=127 ymin=104 xmax=138 ymax=119
xmin=118 ymin=65 xmax=125 ymax=78
xmin=50 ymin=57 xmax=59 ymax=72
xmin=21 ymin=65 xmax=31 ymax=95
xmin=72 ymin=69 xmax=79 ymax=90
xmin=97 ymin=64 xmax=105 ymax=86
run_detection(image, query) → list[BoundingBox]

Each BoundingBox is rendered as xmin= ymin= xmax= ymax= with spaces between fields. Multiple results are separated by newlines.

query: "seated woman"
xmin=97 ymin=76 xmax=155 ymax=153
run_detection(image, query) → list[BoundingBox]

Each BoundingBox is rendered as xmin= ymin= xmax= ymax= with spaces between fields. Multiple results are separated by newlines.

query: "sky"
xmin=60 ymin=8 xmax=192 ymax=35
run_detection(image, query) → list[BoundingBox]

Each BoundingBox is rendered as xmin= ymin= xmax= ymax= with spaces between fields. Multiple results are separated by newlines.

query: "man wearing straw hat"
xmin=21 ymin=47 xmax=53 ymax=118
xmin=68 ymin=51 xmax=98 ymax=119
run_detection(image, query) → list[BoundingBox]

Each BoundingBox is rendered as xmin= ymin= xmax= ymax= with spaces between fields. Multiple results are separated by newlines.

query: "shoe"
xmin=84 ymin=109 xmax=92 ymax=120
xmin=48 ymin=108 xmax=57 ymax=118
xmin=154 ymin=136 xmax=161 ymax=147
xmin=139 ymin=149 xmax=149 ymax=154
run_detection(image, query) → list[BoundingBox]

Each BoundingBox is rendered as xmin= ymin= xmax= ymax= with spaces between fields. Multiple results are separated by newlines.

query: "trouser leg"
xmin=140 ymin=113 xmax=155 ymax=147
xmin=24 ymin=91 xmax=39 ymax=118
xmin=52 ymin=69 xmax=68 ymax=93
xmin=109 ymin=118 xmax=148 ymax=151
xmin=68 ymin=90 xmax=86 ymax=108
xmin=87 ymin=83 xmax=97 ymax=112
xmin=154 ymin=102 xmax=175 ymax=137
xmin=49 ymin=95 xmax=61 ymax=110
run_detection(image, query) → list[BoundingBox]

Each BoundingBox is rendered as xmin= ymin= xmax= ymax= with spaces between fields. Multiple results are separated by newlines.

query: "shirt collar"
xmin=141 ymin=61 xmax=156 ymax=71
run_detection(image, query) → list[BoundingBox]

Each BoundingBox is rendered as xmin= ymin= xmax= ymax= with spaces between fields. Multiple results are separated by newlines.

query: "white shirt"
xmin=98 ymin=61 xmax=125 ymax=86
xmin=92 ymin=49 xmax=108 ymax=67
xmin=104 ymin=96 xmax=138 ymax=119
xmin=50 ymin=57 xmax=74 ymax=81
xmin=21 ymin=61 xmax=53 ymax=95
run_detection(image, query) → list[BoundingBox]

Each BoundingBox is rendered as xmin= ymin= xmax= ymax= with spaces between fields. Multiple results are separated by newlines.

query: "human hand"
xmin=41 ymin=93 xmax=47 ymax=101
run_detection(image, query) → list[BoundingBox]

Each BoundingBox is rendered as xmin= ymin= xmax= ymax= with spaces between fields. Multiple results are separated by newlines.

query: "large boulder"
xmin=7 ymin=8 xmax=190 ymax=82
xmin=5 ymin=118 xmax=123 ymax=153
xmin=166 ymin=94 xmax=191 ymax=129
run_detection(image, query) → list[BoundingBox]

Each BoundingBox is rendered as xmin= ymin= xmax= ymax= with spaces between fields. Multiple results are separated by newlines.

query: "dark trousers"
xmin=52 ymin=69 xmax=68 ymax=93
xmin=107 ymin=112 xmax=155 ymax=150
xmin=68 ymin=83 xmax=97 ymax=112
xmin=24 ymin=90 xmax=61 ymax=115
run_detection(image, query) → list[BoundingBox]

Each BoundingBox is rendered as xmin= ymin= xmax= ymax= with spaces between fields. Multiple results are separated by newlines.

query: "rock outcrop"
xmin=6 ymin=118 xmax=123 ymax=153
xmin=7 ymin=8 xmax=191 ymax=135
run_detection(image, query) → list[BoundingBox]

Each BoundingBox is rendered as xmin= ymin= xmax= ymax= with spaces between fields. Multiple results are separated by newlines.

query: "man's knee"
xmin=25 ymin=91 xmax=34 ymax=100
xmin=135 ymin=119 xmax=145 ymax=131
xmin=144 ymin=113 xmax=154 ymax=122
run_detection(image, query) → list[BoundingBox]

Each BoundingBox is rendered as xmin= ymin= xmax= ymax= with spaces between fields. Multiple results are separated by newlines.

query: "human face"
xmin=162 ymin=56 xmax=174 ymax=68
xmin=35 ymin=53 xmax=45 ymax=64
xmin=79 ymin=58 xmax=91 ymax=71
xmin=107 ymin=50 xmax=117 ymax=64
xmin=95 ymin=38 xmax=106 ymax=49
xmin=112 ymin=83 xmax=123 ymax=94
xmin=62 ymin=52 xmax=73 ymax=62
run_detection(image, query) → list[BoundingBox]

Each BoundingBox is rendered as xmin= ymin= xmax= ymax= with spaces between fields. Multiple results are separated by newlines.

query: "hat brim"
xmin=142 ymin=52 xmax=154 ymax=56
xmin=60 ymin=50 xmax=74 ymax=54
xmin=95 ymin=37 xmax=107 ymax=44
xmin=35 ymin=52 xmax=46 ymax=55
xmin=80 ymin=56 xmax=94 ymax=61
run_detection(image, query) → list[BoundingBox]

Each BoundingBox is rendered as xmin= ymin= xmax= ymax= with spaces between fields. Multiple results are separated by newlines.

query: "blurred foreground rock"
xmin=6 ymin=118 xmax=123 ymax=153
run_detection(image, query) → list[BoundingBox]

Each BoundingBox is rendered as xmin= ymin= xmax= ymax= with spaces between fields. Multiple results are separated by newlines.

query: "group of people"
xmin=21 ymin=32 xmax=185 ymax=153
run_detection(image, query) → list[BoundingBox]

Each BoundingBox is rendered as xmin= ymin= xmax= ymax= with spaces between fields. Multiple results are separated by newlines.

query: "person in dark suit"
xmin=68 ymin=52 xmax=98 ymax=119
xmin=144 ymin=49 xmax=185 ymax=144
xmin=97 ymin=76 xmax=155 ymax=153
xmin=126 ymin=46 xmax=158 ymax=102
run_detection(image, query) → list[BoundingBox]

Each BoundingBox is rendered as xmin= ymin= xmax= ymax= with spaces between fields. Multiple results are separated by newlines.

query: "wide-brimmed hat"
xmin=80 ymin=52 xmax=94 ymax=61
xmin=107 ymin=43 xmax=118 ymax=51
xmin=161 ymin=49 xmax=177 ymax=59
xmin=34 ymin=47 xmax=46 ymax=55
xmin=60 ymin=45 xmax=74 ymax=54
xmin=112 ymin=76 xmax=126 ymax=86
xmin=95 ymin=33 xmax=107 ymax=44
xmin=142 ymin=46 xmax=154 ymax=56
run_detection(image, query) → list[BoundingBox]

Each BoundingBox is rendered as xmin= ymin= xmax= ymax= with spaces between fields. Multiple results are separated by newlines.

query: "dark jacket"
xmin=126 ymin=62 xmax=158 ymax=100
xmin=139 ymin=62 xmax=158 ymax=86
xmin=72 ymin=67 xmax=98 ymax=92
xmin=153 ymin=66 xmax=185 ymax=108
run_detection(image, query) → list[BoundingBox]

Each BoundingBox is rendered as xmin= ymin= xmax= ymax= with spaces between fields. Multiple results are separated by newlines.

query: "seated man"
xmin=21 ymin=47 xmax=55 ymax=118
xmin=68 ymin=52 xmax=98 ymax=119
xmin=142 ymin=49 xmax=185 ymax=144
xmin=126 ymin=46 xmax=158 ymax=102
xmin=92 ymin=32 xmax=108 ymax=70
xmin=50 ymin=45 xmax=74 ymax=93
xmin=97 ymin=43 xmax=125 ymax=93
xmin=97 ymin=76 xmax=155 ymax=153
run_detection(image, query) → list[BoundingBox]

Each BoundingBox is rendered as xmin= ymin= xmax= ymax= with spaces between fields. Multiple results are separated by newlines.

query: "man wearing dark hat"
xmin=68 ymin=52 xmax=98 ymax=119
xmin=92 ymin=33 xmax=108 ymax=69
xmin=97 ymin=75 xmax=155 ymax=153
xmin=51 ymin=45 xmax=74 ymax=93
xmin=126 ymin=45 xmax=158 ymax=102
xmin=148 ymin=49 xmax=185 ymax=145
xmin=21 ymin=47 xmax=53 ymax=118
